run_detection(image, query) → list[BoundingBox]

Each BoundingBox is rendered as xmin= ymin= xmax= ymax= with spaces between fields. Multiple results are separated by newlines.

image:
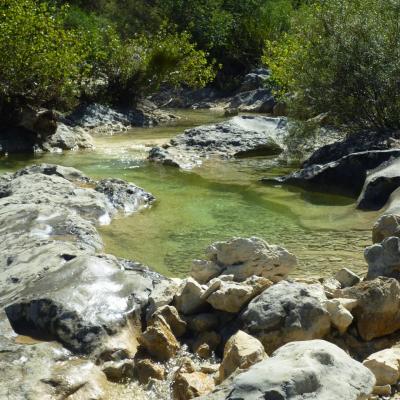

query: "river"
xmin=0 ymin=110 xmax=378 ymax=278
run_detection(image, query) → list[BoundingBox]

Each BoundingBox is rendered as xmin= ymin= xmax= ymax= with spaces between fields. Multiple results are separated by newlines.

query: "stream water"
xmin=0 ymin=110 xmax=378 ymax=278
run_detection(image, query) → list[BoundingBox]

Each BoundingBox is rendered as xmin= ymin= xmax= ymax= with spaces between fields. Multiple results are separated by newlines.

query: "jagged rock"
xmin=239 ymin=68 xmax=270 ymax=92
xmin=198 ymin=340 xmax=375 ymax=400
xmin=206 ymin=276 xmax=273 ymax=313
xmin=219 ymin=330 xmax=266 ymax=382
xmin=363 ymin=348 xmax=400 ymax=386
xmin=339 ymin=277 xmax=400 ymax=340
xmin=263 ymin=150 xmax=400 ymax=198
xmin=365 ymin=236 xmax=400 ymax=279
xmin=240 ymin=281 xmax=331 ymax=353
xmin=321 ymin=277 xmax=342 ymax=298
xmin=174 ymin=278 xmax=208 ymax=315
xmin=173 ymin=359 xmax=215 ymax=400
xmin=149 ymin=305 xmax=187 ymax=338
xmin=191 ymin=260 xmax=222 ymax=284
xmin=146 ymin=278 xmax=183 ymax=318
xmin=334 ymin=268 xmax=361 ymax=288
xmin=149 ymin=116 xmax=288 ymax=169
xmin=102 ymin=359 xmax=135 ymax=382
xmin=357 ymin=157 xmax=400 ymax=210
xmin=134 ymin=359 xmax=165 ymax=384
xmin=194 ymin=237 xmax=296 ymax=283
xmin=139 ymin=316 xmax=180 ymax=361
xmin=324 ymin=299 xmax=354 ymax=334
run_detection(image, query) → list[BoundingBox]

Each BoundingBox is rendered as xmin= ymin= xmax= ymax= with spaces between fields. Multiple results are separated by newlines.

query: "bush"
xmin=0 ymin=0 xmax=87 ymax=109
xmin=264 ymin=0 xmax=400 ymax=131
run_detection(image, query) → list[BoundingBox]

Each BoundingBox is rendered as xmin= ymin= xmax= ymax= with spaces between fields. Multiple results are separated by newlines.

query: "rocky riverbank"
xmin=2 ymin=163 xmax=400 ymax=399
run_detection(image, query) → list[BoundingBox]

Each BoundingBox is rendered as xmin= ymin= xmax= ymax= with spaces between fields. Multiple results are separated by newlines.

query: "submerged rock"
xmin=240 ymin=281 xmax=331 ymax=353
xmin=199 ymin=340 xmax=375 ymax=400
xmin=149 ymin=116 xmax=288 ymax=169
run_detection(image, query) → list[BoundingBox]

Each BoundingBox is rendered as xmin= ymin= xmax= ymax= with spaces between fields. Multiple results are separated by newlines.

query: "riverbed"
xmin=0 ymin=110 xmax=378 ymax=278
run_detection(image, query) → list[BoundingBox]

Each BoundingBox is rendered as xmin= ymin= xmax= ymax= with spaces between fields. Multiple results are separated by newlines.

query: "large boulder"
xmin=365 ymin=236 xmax=400 ymax=279
xmin=191 ymin=237 xmax=297 ymax=284
xmin=240 ymin=281 xmax=331 ymax=353
xmin=357 ymin=156 xmax=400 ymax=210
xmin=263 ymin=149 xmax=400 ymax=197
xmin=238 ymin=68 xmax=270 ymax=92
xmin=198 ymin=340 xmax=375 ymax=400
xmin=149 ymin=116 xmax=288 ymax=169
xmin=339 ymin=277 xmax=400 ymax=340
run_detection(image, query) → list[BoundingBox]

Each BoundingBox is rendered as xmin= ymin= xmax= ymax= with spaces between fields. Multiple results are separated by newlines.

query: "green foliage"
xmin=0 ymin=0 xmax=87 ymax=107
xmin=105 ymin=30 xmax=216 ymax=106
xmin=158 ymin=0 xmax=299 ymax=85
xmin=264 ymin=0 xmax=400 ymax=131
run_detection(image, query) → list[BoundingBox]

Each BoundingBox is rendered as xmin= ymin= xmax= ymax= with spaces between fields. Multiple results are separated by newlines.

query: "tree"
xmin=264 ymin=0 xmax=400 ymax=131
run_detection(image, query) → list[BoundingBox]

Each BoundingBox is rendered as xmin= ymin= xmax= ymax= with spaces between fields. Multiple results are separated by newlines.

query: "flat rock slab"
xmin=149 ymin=116 xmax=287 ymax=169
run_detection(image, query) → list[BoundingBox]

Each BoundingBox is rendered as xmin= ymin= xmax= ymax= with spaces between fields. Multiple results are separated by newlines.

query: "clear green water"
xmin=0 ymin=110 xmax=378 ymax=278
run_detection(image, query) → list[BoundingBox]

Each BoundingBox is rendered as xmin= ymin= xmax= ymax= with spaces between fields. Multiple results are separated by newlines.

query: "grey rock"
xmin=240 ymin=281 xmax=331 ymax=353
xmin=263 ymin=149 xmax=400 ymax=198
xmin=365 ymin=236 xmax=400 ymax=279
xmin=199 ymin=340 xmax=375 ymax=400
xmin=174 ymin=278 xmax=208 ymax=315
xmin=149 ymin=116 xmax=288 ymax=169
xmin=239 ymin=69 xmax=270 ymax=92
xmin=228 ymin=88 xmax=275 ymax=113
xmin=357 ymin=156 xmax=400 ymax=210
xmin=334 ymin=268 xmax=361 ymax=288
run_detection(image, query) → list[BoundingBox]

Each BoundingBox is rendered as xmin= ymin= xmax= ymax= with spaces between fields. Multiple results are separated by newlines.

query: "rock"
xmin=17 ymin=106 xmax=57 ymax=138
xmin=0 ymin=126 xmax=39 ymax=154
xmin=149 ymin=116 xmax=288 ymax=169
xmin=321 ymin=277 xmax=342 ymax=298
xmin=372 ymin=385 xmax=392 ymax=396
xmin=363 ymin=348 xmax=400 ymax=385
xmin=303 ymin=129 xmax=400 ymax=168
xmin=240 ymin=281 xmax=331 ymax=353
xmin=239 ymin=68 xmax=270 ymax=92
xmin=334 ymin=268 xmax=361 ymax=288
xmin=174 ymin=278 xmax=208 ymax=315
xmin=339 ymin=277 xmax=400 ymax=340
xmin=0 ymin=165 xmax=160 ymax=357
xmin=219 ymin=330 xmax=266 ymax=382
xmin=172 ymin=359 xmax=216 ymax=400
xmin=134 ymin=358 xmax=165 ymax=384
xmin=206 ymin=276 xmax=273 ymax=313
xmin=365 ymin=236 xmax=400 ymax=279
xmin=191 ymin=260 xmax=222 ymax=284
xmin=372 ymin=187 xmax=400 ymax=243
xmin=186 ymin=313 xmax=219 ymax=333
xmin=139 ymin=316 xmax=180 ymax=361
xmin=198 ymin=237 xmax=296 ymax=283
xmin=5 ymin=255 xmax=163 ymax=355
xmin=324 ymin=299 xmax=354 ymax=334
xmin=198 ymin=340 xmax=375 ymax=400
xmin=102 ymin=359 xmax=135 ymax=382
xmin=192 ymin=331 xmax=221 ymax=358
xmin=146 ymin=278 xmax=183 ymax=318
xmin=228 ymin=88 xmax=275 ymax=113
xmin=357 ymin=157 xmax=400 ymax=210
xmin=149 ymin=305 xmax=187 ymax=338
xmin=263 ymin=149 xmax=400 ymax=198
xmin=43 ymin=122 xmax=94 ymax=151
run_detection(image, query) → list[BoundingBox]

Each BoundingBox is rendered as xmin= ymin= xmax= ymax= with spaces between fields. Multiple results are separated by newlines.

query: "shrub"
xmin=264 ymin=0 xmax=400 ymax=131
xmin=0 ymin=0 xmax=87 ymax=109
